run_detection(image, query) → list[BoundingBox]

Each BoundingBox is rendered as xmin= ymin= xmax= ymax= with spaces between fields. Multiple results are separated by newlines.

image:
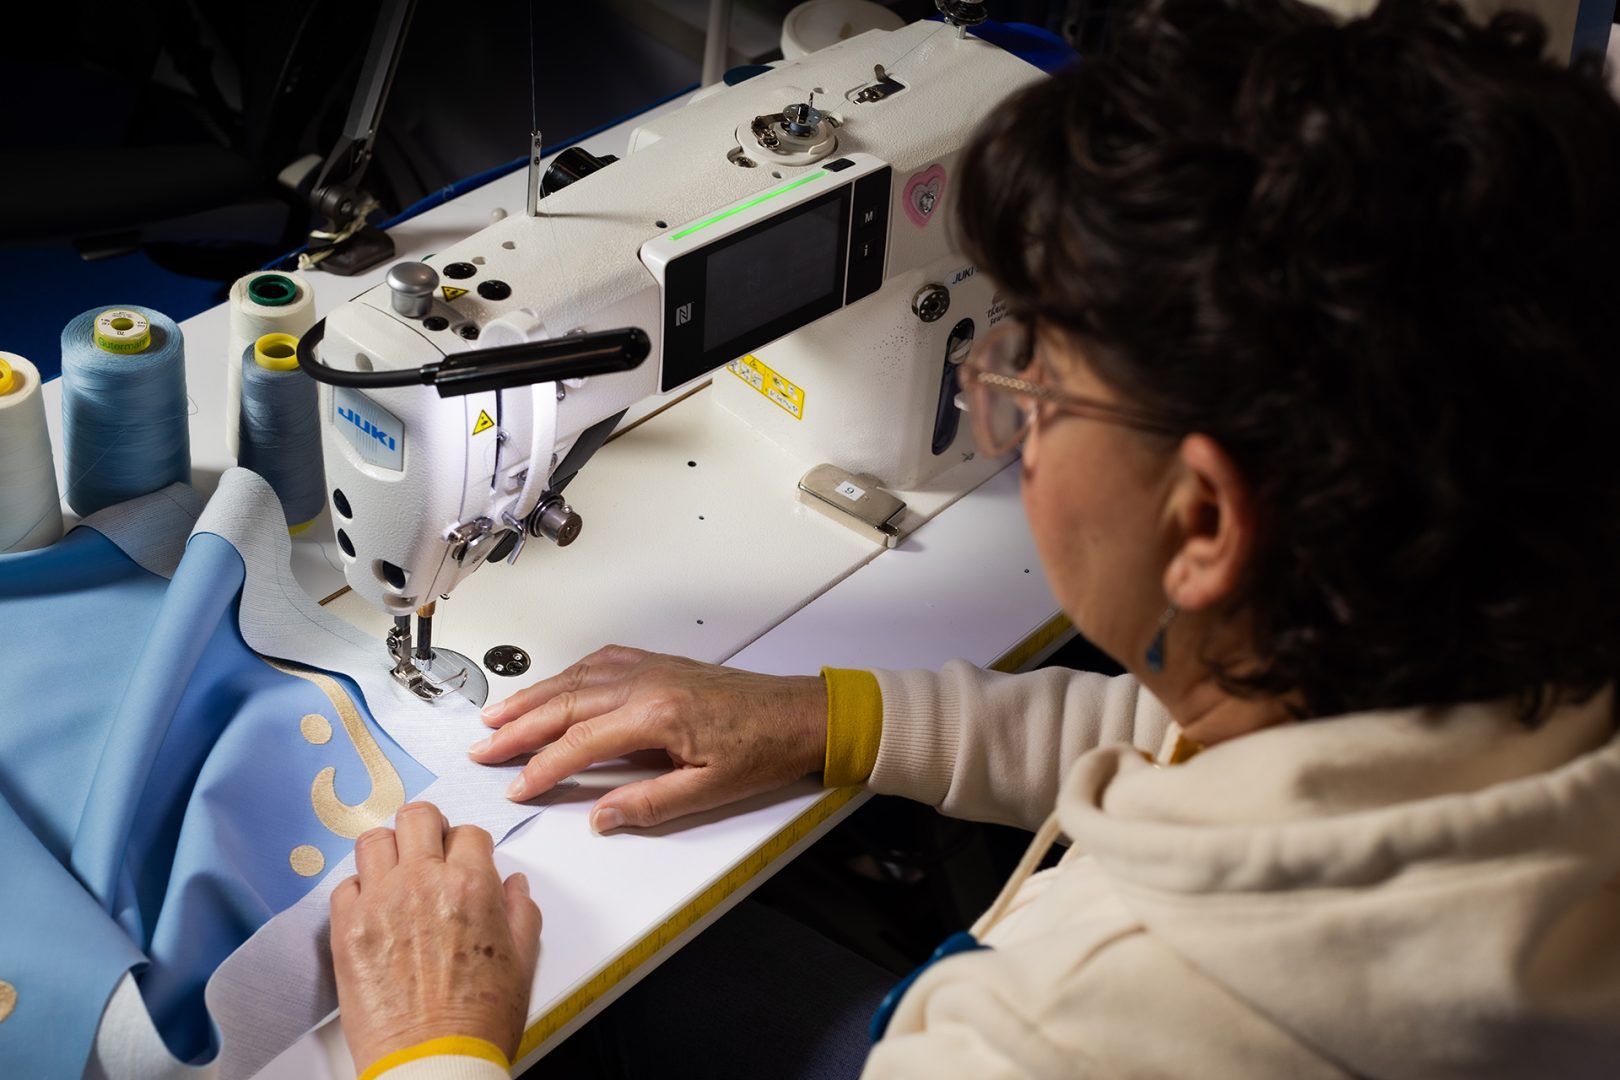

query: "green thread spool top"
xmin=247 ymin=274 xmax=300 ymax=308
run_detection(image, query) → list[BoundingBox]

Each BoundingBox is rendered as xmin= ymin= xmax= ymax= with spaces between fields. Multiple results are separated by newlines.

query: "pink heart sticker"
xmin=903 ymin=164 xmax=948 ymax=228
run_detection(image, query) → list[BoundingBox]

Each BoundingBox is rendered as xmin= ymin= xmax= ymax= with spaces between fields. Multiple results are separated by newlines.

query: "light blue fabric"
xmin=1 ymin=525 xmax=434 ymax=1076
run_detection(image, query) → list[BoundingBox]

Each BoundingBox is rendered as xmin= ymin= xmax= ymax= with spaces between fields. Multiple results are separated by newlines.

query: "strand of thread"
xmin=0 ymin=352 xmax=65 ymax=552
xmin=238 ymin=339 xmax=325 ymax=531
xmin=61 ymin=307 xmax=191 ymax=517
xmin=227 ymin=272 xmax=315 ymax=458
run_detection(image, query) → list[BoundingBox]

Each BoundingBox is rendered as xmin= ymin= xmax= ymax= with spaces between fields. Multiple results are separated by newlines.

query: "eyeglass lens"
xmin=969 ymin=321 xmax=1035 ymax=454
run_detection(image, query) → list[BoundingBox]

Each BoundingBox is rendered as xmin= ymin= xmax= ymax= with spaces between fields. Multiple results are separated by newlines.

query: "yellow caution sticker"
xmin=727 ymin=353 xmax=805 ymax=420
xmin=472 ymin=409 xmax=495 ymax=435
xmin=442 ymin=285 xmax=469 ymax=302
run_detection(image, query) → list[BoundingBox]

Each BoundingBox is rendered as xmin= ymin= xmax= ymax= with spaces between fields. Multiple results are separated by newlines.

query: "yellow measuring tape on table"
xmin=515 ymin=782 xmax=865 ymax=1058
xmin=513 ymin=612 xmax=1074 ymax=1060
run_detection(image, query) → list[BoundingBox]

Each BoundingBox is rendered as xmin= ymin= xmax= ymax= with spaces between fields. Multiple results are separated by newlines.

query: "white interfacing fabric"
xmin=77 ymin=471 xmax=562 ymax=1079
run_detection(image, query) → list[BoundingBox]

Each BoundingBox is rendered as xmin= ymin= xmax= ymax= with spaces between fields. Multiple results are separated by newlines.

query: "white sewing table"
xmin=39 ymin=93 xmax=1066 ymax=1076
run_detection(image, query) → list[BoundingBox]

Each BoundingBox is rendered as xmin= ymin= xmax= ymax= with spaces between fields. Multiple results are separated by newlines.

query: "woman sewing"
xmin=324 ymin=1 xmax=1620 ymax=1076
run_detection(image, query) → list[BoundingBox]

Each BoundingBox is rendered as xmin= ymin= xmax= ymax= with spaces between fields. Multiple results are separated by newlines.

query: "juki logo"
xmin=337 ymin=406 xmax=397 ymax=451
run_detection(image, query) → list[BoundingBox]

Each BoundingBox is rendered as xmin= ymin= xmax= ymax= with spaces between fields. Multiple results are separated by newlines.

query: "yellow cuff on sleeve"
xmin=822 ymin=667 xmax=883 ymax=787
xmin=359 ymin=1035 xmax=510 ymax=1080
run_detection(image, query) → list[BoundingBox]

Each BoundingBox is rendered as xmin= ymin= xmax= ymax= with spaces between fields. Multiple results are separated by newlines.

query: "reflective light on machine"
xmin=671 ymin=170 xmax=829 ymax=240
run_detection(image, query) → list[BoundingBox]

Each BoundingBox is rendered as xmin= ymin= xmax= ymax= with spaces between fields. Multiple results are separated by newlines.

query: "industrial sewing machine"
xmin=296 ymin=17 xmax=1043 ymax=701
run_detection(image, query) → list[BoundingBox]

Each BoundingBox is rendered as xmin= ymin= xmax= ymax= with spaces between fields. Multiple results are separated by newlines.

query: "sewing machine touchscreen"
xmin=659 ymin=185 xmax=854 ymax=391
xmin=704 ymin=197 xmax=844 ymax=352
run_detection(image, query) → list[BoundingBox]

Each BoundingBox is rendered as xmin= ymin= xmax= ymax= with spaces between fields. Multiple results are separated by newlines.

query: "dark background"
xmin=0 ymin=0 xmax=1123 ymax=372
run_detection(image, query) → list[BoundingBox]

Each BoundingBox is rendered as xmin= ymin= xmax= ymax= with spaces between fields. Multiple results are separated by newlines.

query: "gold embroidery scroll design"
xmin=0 ymin=980 xmax=16 ymax=1024
xmin=267 ymin=659 xmax=406 ymax=840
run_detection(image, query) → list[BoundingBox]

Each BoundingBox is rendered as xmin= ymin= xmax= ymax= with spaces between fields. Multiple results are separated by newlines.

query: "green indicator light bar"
xmin=672 ymin=170 xmax=830 ymax=241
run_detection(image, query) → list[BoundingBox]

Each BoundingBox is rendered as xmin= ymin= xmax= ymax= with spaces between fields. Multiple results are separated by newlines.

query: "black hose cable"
xmin=297 ymin=317 xmax=651 ymax=396
xmin=296 ymin=317 xmax=427 ymax=388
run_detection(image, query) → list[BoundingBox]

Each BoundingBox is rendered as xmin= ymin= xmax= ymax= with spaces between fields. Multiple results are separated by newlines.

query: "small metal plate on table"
xmin=484 ymin=645 xmax=532 ymax=677
xmin=797 ymin=463 xmax=906 ymax=548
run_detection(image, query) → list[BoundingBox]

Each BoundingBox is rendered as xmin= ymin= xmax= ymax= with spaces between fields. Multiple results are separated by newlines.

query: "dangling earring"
xmin=1145 ymin=604 xmax=1179 ymax=673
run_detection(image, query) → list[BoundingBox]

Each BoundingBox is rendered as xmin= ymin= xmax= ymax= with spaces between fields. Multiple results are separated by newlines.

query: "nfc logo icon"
xmin=676 ymin=301 xmax=694 ymax=327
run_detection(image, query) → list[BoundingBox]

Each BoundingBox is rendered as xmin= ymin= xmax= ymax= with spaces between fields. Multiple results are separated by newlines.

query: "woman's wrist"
xmin=355 ymin=1034 xmax=509 ymax=1080
xmin=797 ymin=673 xmax=832 ymax=776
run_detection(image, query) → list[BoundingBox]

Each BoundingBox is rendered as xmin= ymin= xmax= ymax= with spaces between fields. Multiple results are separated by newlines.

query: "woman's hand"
xmin=330 ymin=802 xmax=541 ymax=1074
xmin=469 ymin=644 xmax=828 ymax=832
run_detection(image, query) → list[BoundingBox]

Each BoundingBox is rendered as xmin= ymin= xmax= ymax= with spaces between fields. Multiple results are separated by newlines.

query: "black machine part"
xmin=540 ymin=146 xmax=620 ymax=197
xmin=303 ymin=0 xmax=419 ymax=275
xmin=295 ymin=318 xmax=650 ymax=396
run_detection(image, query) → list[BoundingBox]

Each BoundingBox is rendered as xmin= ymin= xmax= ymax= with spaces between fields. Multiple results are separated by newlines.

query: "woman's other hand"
xmin=470 ymin=645 xmax=828 ymax=832
xmin=330 ymin=802 xmax=541 ymax=1074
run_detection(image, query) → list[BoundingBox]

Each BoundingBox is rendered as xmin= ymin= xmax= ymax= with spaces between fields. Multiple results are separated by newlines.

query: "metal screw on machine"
xmin=913 ymin=283 xmax=951 ymax=323
xmin=386 ymin=261 xmax=439 ymax=318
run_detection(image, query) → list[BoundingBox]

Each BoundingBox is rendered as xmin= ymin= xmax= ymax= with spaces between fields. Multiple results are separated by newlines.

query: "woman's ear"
xmin=1162 ymin=434 xmax=1256 ymax=611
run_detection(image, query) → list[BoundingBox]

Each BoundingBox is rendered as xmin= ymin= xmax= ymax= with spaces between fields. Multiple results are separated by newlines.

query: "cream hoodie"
xmin=862 ymin=663 xmax=1620 ymax=1078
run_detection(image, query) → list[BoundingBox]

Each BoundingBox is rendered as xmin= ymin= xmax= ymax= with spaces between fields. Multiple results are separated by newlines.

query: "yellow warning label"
xmin=472 ymin=410 xmax=495 ymax=435
xmin=726 ymin=354 xmax=805 ymax=420
xmin=442 ymin=285 xmax=469 ymax=302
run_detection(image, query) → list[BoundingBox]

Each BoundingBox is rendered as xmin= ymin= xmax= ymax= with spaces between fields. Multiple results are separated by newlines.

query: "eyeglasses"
xmin=957 ymin=319 xmax=1181 ymax=456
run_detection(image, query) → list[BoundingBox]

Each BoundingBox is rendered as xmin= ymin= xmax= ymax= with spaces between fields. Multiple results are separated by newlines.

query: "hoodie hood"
xmin=1060 ymin=687 xmax=1620 ymax=1079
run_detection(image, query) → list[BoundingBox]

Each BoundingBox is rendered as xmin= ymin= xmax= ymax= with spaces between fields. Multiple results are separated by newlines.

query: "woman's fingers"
xmin=480 ymin=644 xmax=649 ymax=728
xmin=394 ymin=802 xmax=447 ymax=862
xmin=331 ymin=875 xmax=362 ymax=921
xmin=354 ymin=826 xmax=398 ymax=884
xmin=470 ymin=680 xmax=633 ymax=762
xmin=589 ymin=768 xmax=729 ymax=832
xmin=443 ymin=822 xmax=495 ymax=868
xmin=506 ymin=708 xmax=653 ymax=801
xmin=503 ymin=872 xmax=542 ymax=962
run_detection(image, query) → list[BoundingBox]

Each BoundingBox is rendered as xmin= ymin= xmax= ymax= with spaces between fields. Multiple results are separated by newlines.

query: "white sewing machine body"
xmin=313 ymin=21 xmax=1041 ymax=622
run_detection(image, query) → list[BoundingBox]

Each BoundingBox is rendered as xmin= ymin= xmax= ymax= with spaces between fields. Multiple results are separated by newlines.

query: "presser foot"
xmin=386 ymin=617 xmax=490 ymax=705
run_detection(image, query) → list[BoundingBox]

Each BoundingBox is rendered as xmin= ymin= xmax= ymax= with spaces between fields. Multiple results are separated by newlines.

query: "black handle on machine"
xmin=296 ymin=318 xmax=650 ymax=397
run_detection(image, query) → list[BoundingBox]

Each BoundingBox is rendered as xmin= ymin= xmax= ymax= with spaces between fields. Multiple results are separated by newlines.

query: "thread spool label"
xmin=333 ymin=388 xmax=405 ymax=472
xmin=92 ymin=310 xmax=153 ymax=354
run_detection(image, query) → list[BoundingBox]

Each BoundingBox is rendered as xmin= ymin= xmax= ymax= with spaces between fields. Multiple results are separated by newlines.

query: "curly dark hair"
xmin=956 ymin=0 xmax=1620 ymax=720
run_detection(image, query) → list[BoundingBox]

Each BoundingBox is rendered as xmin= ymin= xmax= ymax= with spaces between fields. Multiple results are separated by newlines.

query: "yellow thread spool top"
xmin=93 ymin=309 xmax=152 ymax=354
xmin=0 ymin=358 xmax=16 ymax=396
xmin=253 ymin=332 xmax=302 ymax=372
